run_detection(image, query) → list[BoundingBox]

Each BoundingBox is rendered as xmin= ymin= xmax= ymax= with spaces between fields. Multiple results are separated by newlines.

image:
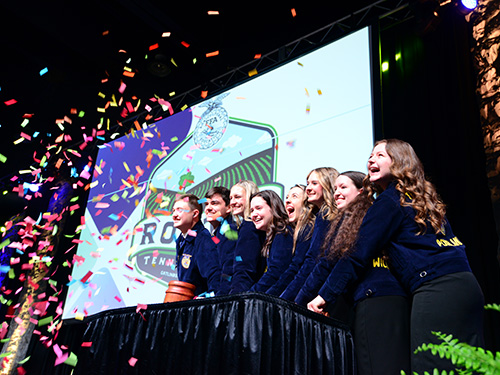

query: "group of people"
xmin=171 ymin=138 xmax=485 ymax=375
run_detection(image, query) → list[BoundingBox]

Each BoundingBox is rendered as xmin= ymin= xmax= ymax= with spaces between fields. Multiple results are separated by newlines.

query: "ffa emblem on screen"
xmin=181 ymin=254 xmax=192 ymax=269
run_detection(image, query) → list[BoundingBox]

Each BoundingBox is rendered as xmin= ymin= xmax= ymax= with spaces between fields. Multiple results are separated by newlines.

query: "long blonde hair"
xmin=231 ymin=180 xmax=259 ymax=227
xmin=372 ymin=139 xmax=446 ymax=234
xmin=292 ymin=167 xmax=339 ymax=252
xmin=307 ymin=167 xmax=339 ymax=221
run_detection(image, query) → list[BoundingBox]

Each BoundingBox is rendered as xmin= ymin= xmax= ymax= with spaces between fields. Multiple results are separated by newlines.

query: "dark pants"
xmin=353 ymin=295 xmax=411 ymax=375
xmin=410 ymin=271 xmax=485 ymax=374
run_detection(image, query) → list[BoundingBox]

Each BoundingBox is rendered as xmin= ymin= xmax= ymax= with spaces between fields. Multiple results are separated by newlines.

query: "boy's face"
xmin=172 ymin=200 xmax=198 ymax=234
xmin=204 ymin=193 xmax=231 ymax=227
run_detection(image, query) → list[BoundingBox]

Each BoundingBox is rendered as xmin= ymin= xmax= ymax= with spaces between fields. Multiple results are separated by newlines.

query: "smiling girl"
xmin=279 ymin=167 xmax=339 ymax=301
xmin=296 ymin=171 xmax=410 ymax=375
xmin=248 ymin=190 xmax=294 ymax=292
xmin=308 ymin=139 xmax=484 ymax=374
xmin=228 ymin=180 xmax=266 ymax=294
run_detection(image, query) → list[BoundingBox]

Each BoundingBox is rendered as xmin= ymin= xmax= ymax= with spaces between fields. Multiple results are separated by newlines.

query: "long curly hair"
xmin=371 ymin=139 xmax=446 ymax=235
xmin=250 ymin=190 xmax=290 ymax=257
xmin=322 ymin=171 xmax=373 ymax=260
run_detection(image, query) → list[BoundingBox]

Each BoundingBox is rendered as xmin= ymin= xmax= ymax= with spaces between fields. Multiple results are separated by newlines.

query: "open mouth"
xmin=286 ymin=205 xmax=295 ymax=215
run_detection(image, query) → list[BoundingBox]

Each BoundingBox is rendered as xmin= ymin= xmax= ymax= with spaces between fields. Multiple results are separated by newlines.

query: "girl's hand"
xmin=307 ymin=295 xmax=327 ymax=314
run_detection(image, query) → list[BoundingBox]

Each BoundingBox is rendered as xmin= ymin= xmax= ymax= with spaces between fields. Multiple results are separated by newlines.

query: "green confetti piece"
xmin=64 ymin=352 xmax=78 ymax=367
xmin=170 ymin=136 xmax=178 ymax=142
xmin=110 ymin=194 xmax=120 ymax=202
xmin=0 ymin=352 xmax=11 ymax=358
xmin=0 ymin=338 xmax=10 ymax=343
xmin=18 ymin=356 xmax=30 ymax=364
xmin=0 ymin=154 xmax=6 ymax=163
xmin=37 ymin=316 xmax=53 ymax=327
xmin=0 ymin=238 xmax=11 ymax=249
xmin=224 ymin=229 xmax=238 ymax=241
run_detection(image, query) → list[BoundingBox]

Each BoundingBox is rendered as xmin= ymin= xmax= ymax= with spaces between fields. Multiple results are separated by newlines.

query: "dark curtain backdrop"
xmin=378 ymin=5 xmax=500 ymax=349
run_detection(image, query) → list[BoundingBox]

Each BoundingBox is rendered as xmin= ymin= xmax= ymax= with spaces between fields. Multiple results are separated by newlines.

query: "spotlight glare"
xmin=461 ymin=0 xmax=477 ymax=9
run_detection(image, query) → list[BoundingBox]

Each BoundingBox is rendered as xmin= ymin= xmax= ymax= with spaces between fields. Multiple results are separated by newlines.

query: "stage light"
xmin=460 ymin=0 xmax=477 ymax=10
xmin=452 ymin=0 xmax=477 ymax=14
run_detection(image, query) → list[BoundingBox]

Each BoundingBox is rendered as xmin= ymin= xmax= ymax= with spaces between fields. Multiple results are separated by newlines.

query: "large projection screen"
xmin=62 ymin=27 xmax=375 ymax=319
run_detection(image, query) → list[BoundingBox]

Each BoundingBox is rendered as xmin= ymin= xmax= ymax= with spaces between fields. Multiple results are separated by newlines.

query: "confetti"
xmin=128 ymin=357 xmax=138 ymax=367
xmin=206 ymin=51 xmax=219 ymax=58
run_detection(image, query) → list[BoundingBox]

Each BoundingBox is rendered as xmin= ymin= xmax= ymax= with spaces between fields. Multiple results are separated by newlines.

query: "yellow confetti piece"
xmin=75 ymin=313 xmax=85 ymax=321
xmin=317 ymin=89 xmax=323 ymax=95
xmin=248 ymin=68 xmax=258 ymax=77
xmin=123 ymin=162 xmax=130 ymax=172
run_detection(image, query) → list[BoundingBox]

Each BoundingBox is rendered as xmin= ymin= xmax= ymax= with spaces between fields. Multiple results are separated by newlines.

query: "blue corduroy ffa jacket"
xmin=176 ymin=220 xmax=221 ymax=295
xmin=213 ymin=215 xmax=238 ymax=295
xmin=250 ymin=227 xmax=294 ymax=292
xmin=318 ymin=182 xmax=471 ymax=304
xmin=279 ymin=212 xmax=330 ymax=301
xmin=229 ymin=219 xmax=266 ymax=294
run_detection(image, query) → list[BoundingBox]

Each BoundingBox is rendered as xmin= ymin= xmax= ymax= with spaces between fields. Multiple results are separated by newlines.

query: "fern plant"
xmin=402 ymin=304 xmax=500 ymax=375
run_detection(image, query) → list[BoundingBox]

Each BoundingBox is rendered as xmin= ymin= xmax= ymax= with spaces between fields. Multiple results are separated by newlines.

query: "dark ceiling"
xmin=0 ymin=0 xmax=387 ymax=218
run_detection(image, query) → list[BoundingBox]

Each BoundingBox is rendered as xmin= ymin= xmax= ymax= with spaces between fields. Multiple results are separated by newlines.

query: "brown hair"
xmin=372 ymin=139 xmax=446 ymax=234
xmin=322 ymin=171 xmax=373 ymax=260
xmin=175 ymin=194 xmax=202 ymax=222
xmin=250 ymin=190 xmax=290 ymax=257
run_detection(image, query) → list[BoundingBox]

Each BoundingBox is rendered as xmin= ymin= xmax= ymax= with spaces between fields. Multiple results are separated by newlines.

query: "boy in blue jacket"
xmin=173 ymin=194 xmax=221 ymax=295
xmin=204 ymin=186 xmax=237 ymax=295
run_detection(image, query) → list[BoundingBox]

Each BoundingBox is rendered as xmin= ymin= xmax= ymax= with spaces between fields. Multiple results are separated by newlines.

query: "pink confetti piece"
xmin=128 ymin=357 xmax=138 ymax=367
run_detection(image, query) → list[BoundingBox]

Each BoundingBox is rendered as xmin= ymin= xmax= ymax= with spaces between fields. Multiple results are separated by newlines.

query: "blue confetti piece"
xmin=0 ymin=265 xmax=10 ymax=274
xmin=235 ymin=256 xmax=242 ymax=262
xmin=197 ymin=198 xmax=207 ymax=204
xmin=39 ymin=67 xmax=48 ymax=76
